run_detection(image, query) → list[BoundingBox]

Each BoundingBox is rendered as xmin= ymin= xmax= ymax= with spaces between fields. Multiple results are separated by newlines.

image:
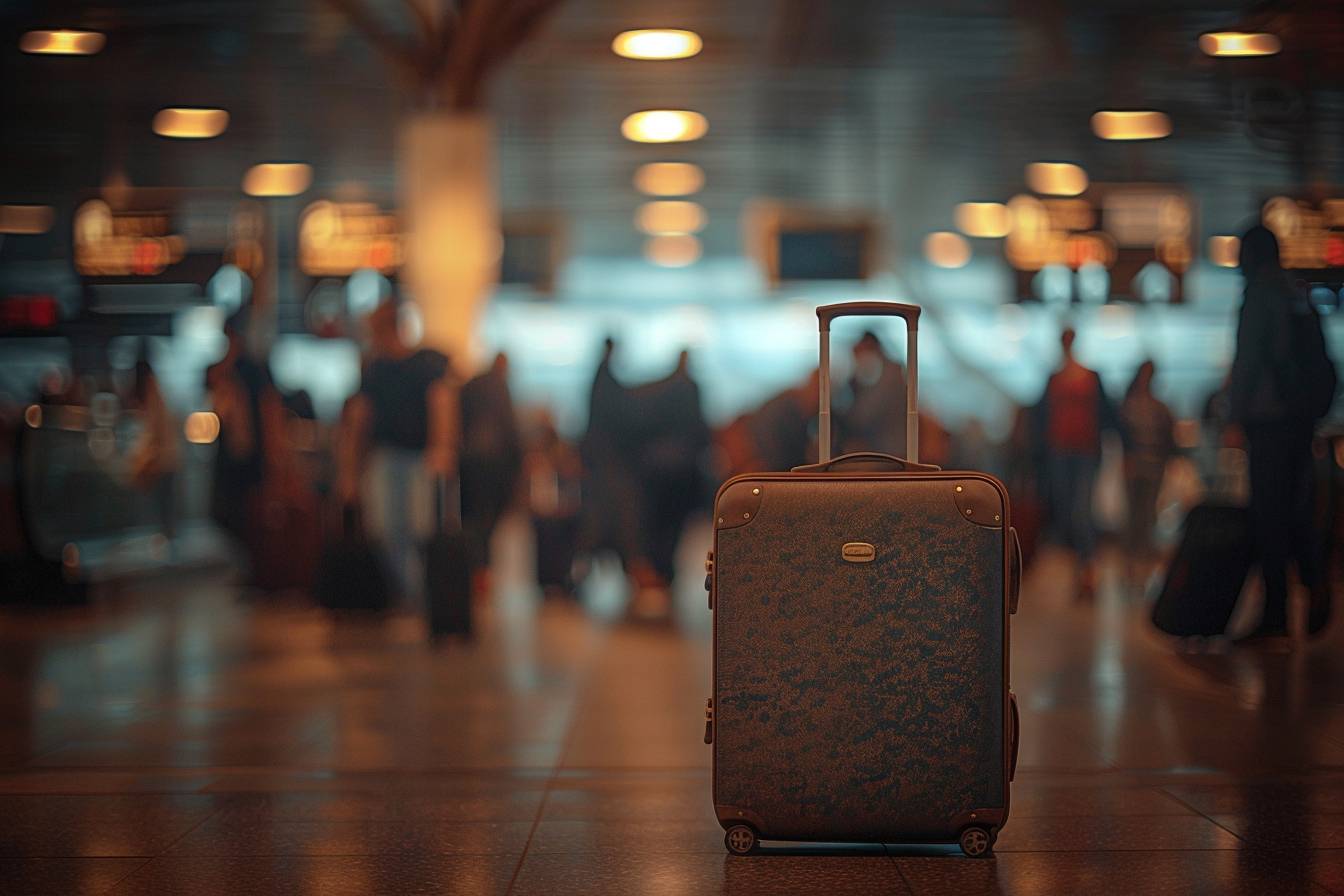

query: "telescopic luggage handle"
xmin=816 ymin=301 xmax=921 ymax=464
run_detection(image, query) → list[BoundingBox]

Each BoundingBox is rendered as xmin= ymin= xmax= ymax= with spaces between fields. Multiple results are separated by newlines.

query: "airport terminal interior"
xmin=3 ymin=1 xmax=1344 ymax=893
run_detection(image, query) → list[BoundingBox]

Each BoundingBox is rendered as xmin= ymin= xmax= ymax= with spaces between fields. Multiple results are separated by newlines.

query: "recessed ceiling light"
xmin=1199 ymin=32 xmax=1281 ymax=57
xmin=612 ymin=29 xmax=702 ymax=60
xmin=645 ymin=234 xmax=701 ymax=267
xmin=621 ymin=110 xmax=708 ymax=143
xmin=636 ymin=200 xmax=706 ymax=235
xmin=20 ymin=29 xmax=105 ymax=55
xmin=924 ymin=232 xmax=971 ymax=268
xmin=1026 ymin=162 xmax=1089 ymax=196
xmin=1091 ymin=110 xmax=1171 ymax=140
xmin=1208 ymin=235 xmax=1241 ymax=267
xmin=153 ymin=108 xmax=229 ymax=139
xmin=634 ymin=162 xmax=705 ymax=196
xmin=243 ymin=163 xmax=312 ymax=197
xmin=954 ymin=203 xmax=1010 ymax=238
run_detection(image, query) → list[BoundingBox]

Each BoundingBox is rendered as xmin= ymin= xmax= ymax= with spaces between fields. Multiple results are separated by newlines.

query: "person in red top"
xmin=1034 ymin=327 xmax=1124 ymax=597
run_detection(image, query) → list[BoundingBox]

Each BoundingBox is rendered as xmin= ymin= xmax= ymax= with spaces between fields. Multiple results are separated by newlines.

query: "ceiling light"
xmin=0 ymin=205 xmax=54 ymax=234
xmin=1199 ymin=32 xmax=1281 ymax=57
xmin=1208 ymin=235 xmax=1241 ymax=267
xmin=1026 ymin=162 xmax=1089 ymax=196
xmin=634 ymin=162 xmax=704 ymax=196
xmin=153 ymin=108 xmax=229 ymax=139
xmin=621 ymin=110 xmax=707 ymax=143
xmin=924 ymin=232 xmax=971 ymax=268
xmin=954 ymin=202 xmax=1010 ymax=238
xmin=20 ymin=29 xmax=104 ymax=55
xmin=645 ymin=234 xmax=701 ymax=267
xmin=636 ymin=200 xmax=706 ymax=235
xmin=612 ymin=29 xmax=702 ymax=60
xmin=243 ymin=163 xmax=312 ymax=197
xmin=1091 ymin=110 xmax=1171 ymax=141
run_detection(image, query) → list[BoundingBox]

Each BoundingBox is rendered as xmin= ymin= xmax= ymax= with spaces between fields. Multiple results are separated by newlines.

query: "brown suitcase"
xmin=706 ymin=301 xmax=1020 ymax=857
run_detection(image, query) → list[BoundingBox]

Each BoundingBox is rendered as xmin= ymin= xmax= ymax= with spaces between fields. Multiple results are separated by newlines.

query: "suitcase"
xmin=248 ymin=482 xmax=321 ymax=594
xmin=425 ymin=477 xmax=474 ymax=641
xmin=1150 ymin=502 xmax=1253 ymax=637
xmin=314 ymin=503 xmax=392 ymax=612
xmin=705 ymin=301 xmax=1021 ymax=858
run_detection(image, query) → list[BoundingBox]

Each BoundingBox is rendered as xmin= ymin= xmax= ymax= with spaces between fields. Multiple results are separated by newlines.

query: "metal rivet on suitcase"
xmin=956 ymin=485 xmax=963 ymax=492
xmin=743 ymin=512 xmax=750 ymax=519
xmin=966 ymin=508 xmax=973 ymax=515
xmin=752 ymin=488 xmax=760 ymax=495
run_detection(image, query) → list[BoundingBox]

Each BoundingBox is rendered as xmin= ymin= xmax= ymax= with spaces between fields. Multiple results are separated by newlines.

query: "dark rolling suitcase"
xmin=1151 ymin=503 xmax=1253 ymax=637
xmin=425 ymin=477 xmax=474 ymax=641
xmin=315 ymin=504 xmax=392 ymax=612
xmin=706 ymin=301 xmax=1021 ymax=858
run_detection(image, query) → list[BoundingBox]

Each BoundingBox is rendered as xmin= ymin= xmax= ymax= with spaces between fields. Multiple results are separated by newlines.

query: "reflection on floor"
xmin=2 ymin=514 xmax=1344 ymax=895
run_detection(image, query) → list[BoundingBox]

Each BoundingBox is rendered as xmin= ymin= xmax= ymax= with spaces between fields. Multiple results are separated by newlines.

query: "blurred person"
xmin=127 ymin=357 xmax=179 ymax=546
xmin=338 ymin=299 xmax=457 ymax=611
xmin=577 ymin=338 xmax=640 ymax=575
xmin=1120 ymin=360 xmax=1175 ymax=579
xmin=1229 ymin=225 xmax=1336 ymax=639
xmin=746 ymin=370 xmax=818 ymax=471
xmin=524 ymin=409 xmax=582 ymax=602
xmin=633 ymin=350 xmax=711 ymax=602
xmin=1033 ymin=327 xmax=1124 ymax=597
xmin=459 ymin=352 xmax=523 ymax=593
xmin=205 ymin=316 xmax=281 ymax=556
xmin=842 ymin=331 xmax=907 ymax=457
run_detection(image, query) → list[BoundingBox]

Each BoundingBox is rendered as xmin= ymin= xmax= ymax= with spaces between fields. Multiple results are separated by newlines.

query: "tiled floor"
xmin=2 ymin=515 xmax=1344 ymax=894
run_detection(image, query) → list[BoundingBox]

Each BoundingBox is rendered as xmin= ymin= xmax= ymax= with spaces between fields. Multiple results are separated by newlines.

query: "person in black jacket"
xmin=1229 ymin=225 xmax=1336 ymax=639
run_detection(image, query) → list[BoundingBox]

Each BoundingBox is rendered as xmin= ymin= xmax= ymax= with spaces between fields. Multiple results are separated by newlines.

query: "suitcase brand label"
xmin=842 ymin=542 xmax=876 ymax=563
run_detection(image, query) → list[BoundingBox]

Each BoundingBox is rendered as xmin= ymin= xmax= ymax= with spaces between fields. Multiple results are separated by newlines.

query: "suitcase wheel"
xmin=959 ymin=825 xmax=994 ymax=858
xmin=724 ymin=824 xmax=759 ymax=856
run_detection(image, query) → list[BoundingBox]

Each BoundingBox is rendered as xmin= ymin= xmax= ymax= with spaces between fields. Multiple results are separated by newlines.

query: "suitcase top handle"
xmin=792 ymin=451 xmax=940 ymax=474
xmin=816 ymin=301 xmax=921 ymax=465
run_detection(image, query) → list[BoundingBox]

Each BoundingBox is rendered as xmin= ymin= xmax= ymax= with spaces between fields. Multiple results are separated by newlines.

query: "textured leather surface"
xmin=713 ymin=474 xmax=1008 ymax=843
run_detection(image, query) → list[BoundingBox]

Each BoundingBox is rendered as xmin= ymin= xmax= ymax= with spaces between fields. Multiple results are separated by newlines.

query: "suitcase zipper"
xmin=703 ymin=697 xmax=714 ymax=744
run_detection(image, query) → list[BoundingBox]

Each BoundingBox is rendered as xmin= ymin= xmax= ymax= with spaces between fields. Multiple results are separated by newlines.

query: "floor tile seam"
xmin=85 ymin=853 xmax=160 ymax=896
xmin=1154 ymin=788 xmax=1257 ymax=846
xmin=136 ymin=793 xmax=244 ymax=861
xmin=505 ymin=620 xmax=614 ymax=895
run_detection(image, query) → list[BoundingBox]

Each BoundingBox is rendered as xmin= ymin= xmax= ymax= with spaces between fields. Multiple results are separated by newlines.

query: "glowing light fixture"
xmin=612 ymin=29 xmax=702 ymax=60
xmin=1208 ymin=235 xmax=1241 ymax=268
xmin=645 ymin=234 xmax=701 ymax=267
xmin=636 ymin=200 xmax=706 ymax=235
xmin=1199 ymin=31 xmax=1281 ymax=57
xmin=1026 ymin=162 xmax=1089 ymax=197
xmin=924 ymin=231 xmax=971 ymax=268
xmin=0 ymin=205 xmax=54 ymax=234
xmin=954 ymin=202 xmax=1010 ymax=238
xmin=1091 ymin=110 xmax=1171 ymax=141
xmin=634 ymin=162 xmax=704 ymax=197
xmin=20 ymin=29 xmax=104 ymax=55
xmin=621 ymin=110 xmax=707 ymax=143
xmin=153 ymin=108 xmax=229 ymax=139
xmin=184 ymin=412 xmax=221 ymax=444
xmin=243 ymin=163 xmax=312 ymax=197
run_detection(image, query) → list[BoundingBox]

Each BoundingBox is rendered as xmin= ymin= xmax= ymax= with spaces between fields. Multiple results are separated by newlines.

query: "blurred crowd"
xmin=2 ymin=225 xmax=1337 ymax=640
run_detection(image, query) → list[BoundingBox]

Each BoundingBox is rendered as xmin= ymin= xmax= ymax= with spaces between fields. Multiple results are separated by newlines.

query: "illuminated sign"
xmin=299 ymin=201 xmax=402 ymax=276
xmin=74 ymin=199 xmax=187 ymax=276
xmin=1262 ymin=196 xmax=1344 ymax=271
xmin=1006 ymin=185 xmax=1193 ymax=302
xmin=0 ymin=294 xmax=60 ymax=334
